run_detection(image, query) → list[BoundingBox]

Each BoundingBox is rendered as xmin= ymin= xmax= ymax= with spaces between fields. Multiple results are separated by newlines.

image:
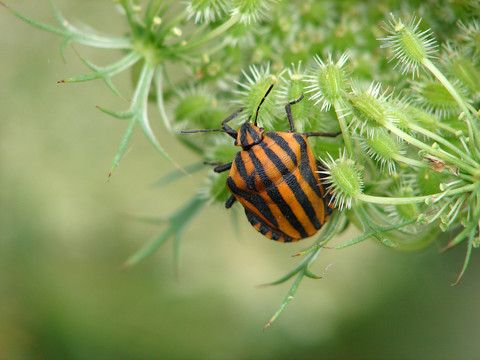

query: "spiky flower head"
xmin=386 ymin=98 xmax=416 ymax=130
xmin=361 ymin=129 xmax=404 ymax=174
xmin=230 ymin=0 xmax=277 ymax=24
xmin=384 ymin=185 xmax=421 ymax=234
xmin=442 ymin=43 xmax=480 ymax=99
xmin=235 ymin=64 xmax=280 ymax=128
xmin=379 ymin=14 xmax=438 ymax=78
xmin=457 ymin=19 xmax=480 ymax=55
xmin=319 ymin=151 xmax=364 ymax=210
xmin=409 ymin=77 xmax=465 ymax=118
xmin=186 ymin=0 xmax=228 ymax=24
xmin=277 ymin=62 xmax=316 ymax=132
xmin=349 ymin=82 xmax=395 ymax=138
xmin=174 ymin=86 xmax=225 ymax=130
xmin=305 ymin=53 xmax=350 ymax=111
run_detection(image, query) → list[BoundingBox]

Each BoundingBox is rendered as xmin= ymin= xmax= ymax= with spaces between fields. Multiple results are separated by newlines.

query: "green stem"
xmin=334 ymin=100 xmax=355 ymax=157
xmin=391 ymin=154 xmax=478 ymax=182
xmin=354 ymin=183 xmax=476 ymax=205
xmin=422 ymin=58 xmax=480 ymax=157
xmin=180 ymin=13 xmax=241 ymax=52
xmin=334 ymin=216 xmax=417 ymax=249
xmin=154 ymin=9 xmax=189 ymax=45
xmin=392 ymin=153 xmax=426 ymax=168
xmin=435 ymin=121 xmax=461 ymax=135
xmin=386 ymin=124 xmax=478 ymax=175
xmin=120 ymin=0 xmax=141 ymax=38
xmin=408 ymin=122 xmax=477 ymax=167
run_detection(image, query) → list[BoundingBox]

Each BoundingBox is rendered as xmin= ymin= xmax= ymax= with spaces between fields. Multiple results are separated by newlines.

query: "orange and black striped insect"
xmin=182 ymin=85 xmax=339 ymax=242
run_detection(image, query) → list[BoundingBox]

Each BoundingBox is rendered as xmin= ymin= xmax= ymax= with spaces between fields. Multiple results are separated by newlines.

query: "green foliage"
xmin=4 ymin=0 xmax=480 ymax=328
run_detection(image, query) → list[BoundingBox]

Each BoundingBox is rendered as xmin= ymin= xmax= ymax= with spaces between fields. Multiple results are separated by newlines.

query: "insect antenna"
xmin=254 ymin=84 xmax=274 ymax=126
xmin=181 ymin=129 xmax=225 ymax=134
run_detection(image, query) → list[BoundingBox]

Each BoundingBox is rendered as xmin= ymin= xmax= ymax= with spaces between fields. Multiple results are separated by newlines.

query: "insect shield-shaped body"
xmin=182 ymin=85 xmax=337 ymax=242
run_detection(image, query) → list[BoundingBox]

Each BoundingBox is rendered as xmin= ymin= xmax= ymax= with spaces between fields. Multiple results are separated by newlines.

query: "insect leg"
xmin=221 ymin=107 xmax=245 ymax=138
xmin=225 ymin=195 xmax=236 ymax=209
xmin=285 ymin=94 xmax=304 ymax=132
xmin=213 ymin=162 xmax=232 ymax=173
xmin=304 ymin=131 xmax=342 ymax=137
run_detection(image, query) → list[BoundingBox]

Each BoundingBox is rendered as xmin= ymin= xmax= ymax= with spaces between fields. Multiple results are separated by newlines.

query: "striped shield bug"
xmin=182 ymin=85 xmax=339 ymax=242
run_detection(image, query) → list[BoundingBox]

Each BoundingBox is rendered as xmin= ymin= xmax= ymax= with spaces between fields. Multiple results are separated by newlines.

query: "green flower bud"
xmin=320 ymin=152 xmax=364 ymax=210
xmin=186 ymin=0 xmax=228 ymax=24
xmin=236 ymin=65 xmax=280 ymax=128
xmin=349 ymin=82 xmax=394 ymax=137
xmin=362 ymin=129 xmax=403 ymax=173
xmin=379 ymin=15 xmax=438 ymax=78
xmin=305 ymin=53 xmax=349 ymax=111
xmin=231 ymin=0 xmax=277 ymax=24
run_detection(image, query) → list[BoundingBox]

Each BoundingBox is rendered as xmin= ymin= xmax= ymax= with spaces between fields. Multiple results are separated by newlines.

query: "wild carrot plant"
xmin=3 ymin=0 xmax=480 ymax=328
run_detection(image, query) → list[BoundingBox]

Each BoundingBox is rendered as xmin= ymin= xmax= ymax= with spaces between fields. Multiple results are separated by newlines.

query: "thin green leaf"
xmin=103 ymin=77 xmax=123 ymax=98
xmin=134 ymin=65 xmax=185 ymax=172
xmin=121 ymin=230 xmax=172 ymax=270
xmin=440 ymin=223 xmax=474 ymax=252
xmin=121 ymin=196 xmax=207 ymax=269
xmin=122 ymin=213 xmax=168 ymax=224
xmin=3 ymin=1 xmax=132 ymax=50
xmin=292 ymin=212 xmax=344 ymax=256
xmin=334 ymin=209 xmax=417 ymax=250
xmin=173 ymin=232 xmax=183 ymax=278
xmin=304 ymin=269 xmax=322 ymax=279
xmin=59 ymin=73 xmax=103 ymax=83
xmin=155 ymin=68 xmax=172 ymax=131
xmin=64 ymin=50 xmax=141 ymax=97
xmin=1 ymin=1 xmax=67 ymax=36
xmin=96 ymin=106 xmax=133 ymax=119
xmin=451 ymin=231 xmax=475 ymax=286
xmin=258 ymin=258 xmax=307 ymax=286
xmin=108 ymin=118 xmax=136 ymax=178
xmin=263 ymin=270 xmax=305 ymax=331
xmin=152 ymin=162 xmax=205 ymax=187
xmin=59 ymin=37 xmax=71 ymax=57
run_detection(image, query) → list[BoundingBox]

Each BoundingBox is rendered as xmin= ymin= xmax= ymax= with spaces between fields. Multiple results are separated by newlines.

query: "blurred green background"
xmin=1 ymin=2 xmax=480 ymax=359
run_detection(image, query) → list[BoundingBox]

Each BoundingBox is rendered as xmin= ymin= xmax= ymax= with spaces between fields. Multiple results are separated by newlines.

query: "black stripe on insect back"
xmin=259 ymin=141 xmax=321 ymax=230
xmin=233 ymin=153 xmax=257 ymax=191
xmin=247 ymin=149 xmax=309 ymax=238
xmin=245 ymin=209 xmax=293 ymax=242
xmin=227 ymin=177 xmax=278 ymax=227
xmin=247 ymin=124 xmax=261 ymax=144
xmin=293 ymin=133 xmax=324 ymax=199
xmin=240 ymin=123 xmax=261 ymax=147
xmin=266 ymin=132 xmax=298 ymax=166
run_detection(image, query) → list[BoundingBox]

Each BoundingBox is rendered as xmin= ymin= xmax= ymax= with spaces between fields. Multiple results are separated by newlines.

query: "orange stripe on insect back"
xmin=266 ymin=137 xmax=325 ymax=233
xmin=241 ymin=185 xmax=303 ymax=239
xmin=261 ymin=136 xmax=299 ymax=176
xmin=239 ymin=151 xmax=259 ymax=189
xmin=256 ymin=154 xmax=310 ymax=230
xmin=251 ymin=145 xmax=284 ymax=182
xmin=291 ymin=166 xmax=325 ymax=229
xmin=274 ymin=181 xmax=318 ymax=237
xmin=251 ymin=145 xmax=306 ymax=239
